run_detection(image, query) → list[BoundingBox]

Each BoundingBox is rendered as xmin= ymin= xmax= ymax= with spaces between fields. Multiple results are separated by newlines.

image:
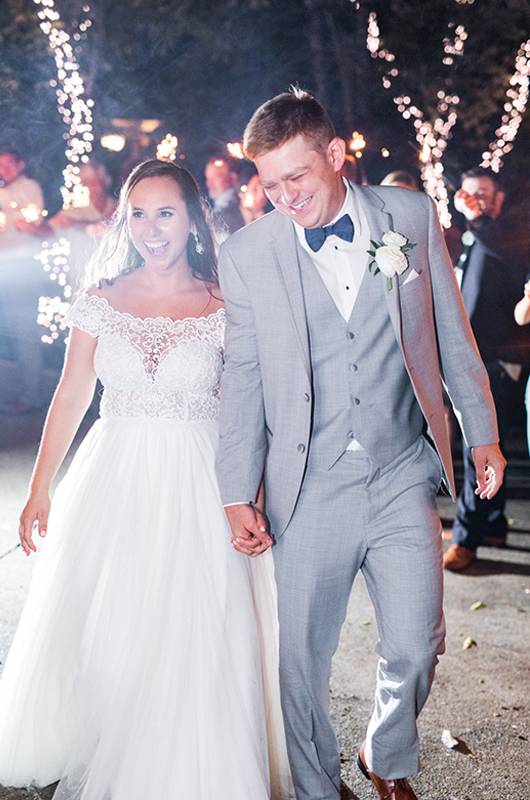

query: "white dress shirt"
xmin=293 ymin=178 xmax=371 ymax=322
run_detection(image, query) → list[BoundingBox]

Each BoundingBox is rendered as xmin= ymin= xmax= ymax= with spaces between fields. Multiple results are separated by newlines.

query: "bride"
xmin=0 ymin=159 xmax=293 ymax=799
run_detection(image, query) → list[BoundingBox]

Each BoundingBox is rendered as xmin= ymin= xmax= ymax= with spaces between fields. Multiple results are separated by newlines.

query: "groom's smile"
xmin=255 ymin=133 xmax=346 ymax=229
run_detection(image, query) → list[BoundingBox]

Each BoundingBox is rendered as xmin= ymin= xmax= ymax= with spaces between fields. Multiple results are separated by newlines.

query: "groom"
xmin=216 ymin=89 xmax=504 ymax=800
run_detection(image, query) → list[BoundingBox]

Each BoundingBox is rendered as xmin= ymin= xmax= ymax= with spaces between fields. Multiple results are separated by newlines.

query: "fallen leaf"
xmin=462 ymin=637 xmax=477 ymax=650
xmin=442 ymin=729 xmax=459 ymax=749
xmin=441 ymin=730 xmax=477 ymax=759
xmin=470 ymin=601 xmax=486 ymax=611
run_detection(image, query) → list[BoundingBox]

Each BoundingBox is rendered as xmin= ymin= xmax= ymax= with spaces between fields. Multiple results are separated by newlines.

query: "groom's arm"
xmin=425 ymin=196 xmax=505 ymax=498
xmin=216 ymin=243 xmax=273 ymax=553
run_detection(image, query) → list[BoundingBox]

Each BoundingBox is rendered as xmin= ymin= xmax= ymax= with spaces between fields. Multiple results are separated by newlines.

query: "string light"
xmin=481 ymin=39 xmax=530 ymax=172
xmin=33 ymin=0 xmax=94 ymax=209
xmin=364 ymin=12 xmax=465 ymax=227
xmin=32 ymin=0 xmax=95 ymax=342
xmin=157 ymin=133 xmax=179 ymax=162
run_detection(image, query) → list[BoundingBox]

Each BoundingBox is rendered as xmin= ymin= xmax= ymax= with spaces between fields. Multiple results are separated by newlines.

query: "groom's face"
xmin=255 ymin=134 xmax=346 ymax=228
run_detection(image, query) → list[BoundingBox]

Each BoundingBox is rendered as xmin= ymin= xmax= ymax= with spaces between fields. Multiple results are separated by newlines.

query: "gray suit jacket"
xmin=216 ymin=183 xmax=498 ymax=535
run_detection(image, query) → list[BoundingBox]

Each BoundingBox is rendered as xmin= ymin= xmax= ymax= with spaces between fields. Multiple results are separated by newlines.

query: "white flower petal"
xmin=374 ymin=245 xmax=408 ymax=277
xmin=382 ymin=231 xmax=408 ymax=248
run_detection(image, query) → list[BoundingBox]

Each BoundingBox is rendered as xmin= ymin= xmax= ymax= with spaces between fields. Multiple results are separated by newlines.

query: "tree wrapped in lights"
xmin=32 ymin=0 xmax=95 ymax=343
xmin=364 ymin=9 xmax=466 ymax=227
xmin=481 ymin=39 xmax=530 ymax=173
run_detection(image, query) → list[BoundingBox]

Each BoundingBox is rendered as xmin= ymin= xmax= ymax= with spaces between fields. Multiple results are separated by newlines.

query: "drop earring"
xmin=193 ymin=230 xmax=205 ymax=255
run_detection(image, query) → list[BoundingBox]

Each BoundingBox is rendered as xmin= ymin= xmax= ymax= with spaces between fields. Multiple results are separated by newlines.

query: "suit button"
xmin=304 ymin=392 xmax=310 ymax=401
xmin=354 ymin=398 xmax=361 ymax=405
xmin=297 ymin=443 xmax=306 ymax=453
xmin=350 ymin=363 xmax=358 ymax=372
xmin=347 ymin=332 xmax=355 ymax=340
xmin=348 ymin=431 xmax=355 ymax=439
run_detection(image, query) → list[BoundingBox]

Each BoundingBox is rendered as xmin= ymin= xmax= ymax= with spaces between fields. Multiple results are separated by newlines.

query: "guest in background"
xmin=50 ymin=161 xmax=116 ymax=235
xmin=380 ymin=170 xmax=419 ymax=191
xmin=16 ymin=160 xmax=117 ymax=288
xmin=444 ymin=167 xmax=530 ymax=571
xmin=205 ymin=156 xmax=244 ymax=236
xmin=239 ymin=174 xmax=268 ymax=225
xmin=514 ymin=278 xmax=530 ymax=455
xmin=0 ymin=149 xmax=46 ymax=414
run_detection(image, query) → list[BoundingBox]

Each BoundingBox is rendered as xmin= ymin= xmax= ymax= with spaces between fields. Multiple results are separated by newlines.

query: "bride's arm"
xmin=19 ymin=328 xmax=97 ymax=556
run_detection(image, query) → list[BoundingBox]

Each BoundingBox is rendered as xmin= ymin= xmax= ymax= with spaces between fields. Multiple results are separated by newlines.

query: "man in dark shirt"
xmin=445 ymin=168 xmax=530 ymax=571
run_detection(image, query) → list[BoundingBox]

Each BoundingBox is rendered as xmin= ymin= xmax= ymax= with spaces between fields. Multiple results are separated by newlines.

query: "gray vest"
xmin=299 ymin=246 xmax=424 ymax=469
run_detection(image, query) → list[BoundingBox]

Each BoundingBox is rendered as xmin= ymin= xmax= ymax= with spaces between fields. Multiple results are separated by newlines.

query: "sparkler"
xmin=32 ymin=0 xmax=95 ymax=342
xmin=481 ymin=39 xmax=530 ymax=173
xmin=157 ymin=134 xmax=179 ymax=162
xmin=227 ymin=142 xmax=245 ymax=160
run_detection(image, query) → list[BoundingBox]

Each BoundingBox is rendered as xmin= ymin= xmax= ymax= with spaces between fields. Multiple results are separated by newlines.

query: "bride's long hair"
xmin=82 ymin=159 xmax=218 ymax=289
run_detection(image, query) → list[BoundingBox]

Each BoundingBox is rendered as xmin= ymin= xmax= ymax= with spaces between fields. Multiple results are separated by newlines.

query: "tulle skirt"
xmin=0 ymin=417 xmax=293 ymax=799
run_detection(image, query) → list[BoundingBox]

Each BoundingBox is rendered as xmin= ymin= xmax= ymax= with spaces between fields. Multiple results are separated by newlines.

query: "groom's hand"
xmin=472 ymin=443 xmax=506 ymax=500
xmin=224 ymin=503 xmax=273 ymax=557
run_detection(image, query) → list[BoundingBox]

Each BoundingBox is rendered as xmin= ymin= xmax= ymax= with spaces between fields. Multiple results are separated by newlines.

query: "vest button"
xmin=350 ymin=363 xmax=358 ymax=372
xmin=297 ymin=443 xmax=306 ymax=453
xmin=354 ymin=397 xmax=361 ymax=405
xmin=304 ymin=392 xmax=310 ymax=401
xmin=347 ymin=331 xmax=355 ymax=340
xmin=348 ymin=431 xmax=355 ymax=439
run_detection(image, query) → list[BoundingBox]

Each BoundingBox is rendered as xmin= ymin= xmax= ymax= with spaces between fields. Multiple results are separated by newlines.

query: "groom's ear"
xmin=327 ymin=137 xmax=346 ymax=173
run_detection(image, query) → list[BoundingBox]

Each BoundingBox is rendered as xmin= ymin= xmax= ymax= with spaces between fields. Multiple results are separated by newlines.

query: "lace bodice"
xmin=66 ymin=293 xmax=225 ymax=421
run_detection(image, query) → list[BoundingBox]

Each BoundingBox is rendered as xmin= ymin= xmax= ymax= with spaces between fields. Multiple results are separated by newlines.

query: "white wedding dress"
xmin=0 ymin=292 xmax=293 ymax=800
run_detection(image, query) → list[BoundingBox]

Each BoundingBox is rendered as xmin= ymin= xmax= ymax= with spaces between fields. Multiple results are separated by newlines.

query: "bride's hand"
xmin=19 ymin=492 xmax=51 ymax=556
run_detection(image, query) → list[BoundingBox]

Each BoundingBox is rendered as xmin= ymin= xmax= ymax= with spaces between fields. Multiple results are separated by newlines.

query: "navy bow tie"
xmin=304 ymin=214 xmax=354 ymax=252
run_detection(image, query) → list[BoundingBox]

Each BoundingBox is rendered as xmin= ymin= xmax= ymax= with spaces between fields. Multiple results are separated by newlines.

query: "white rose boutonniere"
xmin=367 ymin=231 xmax=417 ymax=290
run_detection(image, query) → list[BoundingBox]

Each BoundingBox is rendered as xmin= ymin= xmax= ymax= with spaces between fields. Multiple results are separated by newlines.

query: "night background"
xmin=1 ymin=0 xmax=529 ymax=209
xmin=1 ymin=4 xmax=530 ymax=799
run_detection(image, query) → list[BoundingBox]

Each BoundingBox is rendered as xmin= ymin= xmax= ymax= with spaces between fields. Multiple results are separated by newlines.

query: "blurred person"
xmin=17 ymin=160 xmax=117 ymax=288
xmin=239 ymin=173 xmax=268 ymax=224
xmin=380 ymin=170 xmax=419 ymax=191
xmin=380 ymin=170 xmax=461 ymax=262
xmin=0 ymin=160 xmax=292 ymax=799
xmin=205 ymin=155 xmax=244 ymax=235
xmin=514 ymin=277 xmax=530 ymax=454
xmin=444 ymin=167 xmax=530 ymax=571
xmin=50 ymin=160 xmax=116 ymax=235
xmin=0 ymin=148 xmax=46 ymax=414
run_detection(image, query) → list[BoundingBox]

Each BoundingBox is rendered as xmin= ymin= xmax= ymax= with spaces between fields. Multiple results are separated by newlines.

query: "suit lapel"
xmin=352 ymin=183 xmax=403 ymax=350
xmin=271 ymin=213 xmax=311 ymax=377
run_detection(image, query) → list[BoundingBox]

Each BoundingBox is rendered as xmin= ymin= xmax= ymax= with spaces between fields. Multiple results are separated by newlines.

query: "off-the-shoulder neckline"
xmin=80 ymin=293 xmax=226 ymax=325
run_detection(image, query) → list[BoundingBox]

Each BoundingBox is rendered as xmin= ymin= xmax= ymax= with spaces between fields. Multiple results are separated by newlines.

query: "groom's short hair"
xmin=243 ymin=88 xmax=336 ymax=160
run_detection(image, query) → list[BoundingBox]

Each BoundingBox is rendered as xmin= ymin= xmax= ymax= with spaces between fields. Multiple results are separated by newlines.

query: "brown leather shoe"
xmin=443 ymin=543 xmax=476 ymax=571
xmin=340 ymin=779 xmax=355 ymax=799
xmin=357 ymin=748 xmax=418 ymax=800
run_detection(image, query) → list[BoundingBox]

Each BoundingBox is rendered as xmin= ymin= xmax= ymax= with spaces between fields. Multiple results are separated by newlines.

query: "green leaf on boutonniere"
xmin=370 ymin=240 xmax=380 ymax=250
xmin=367 ymin=250 xmax=376 ymax=257
xmin=374 ymin=267 xmax=380 ymax=276
xmin=387 ymin=277 xmax=393 ymax=291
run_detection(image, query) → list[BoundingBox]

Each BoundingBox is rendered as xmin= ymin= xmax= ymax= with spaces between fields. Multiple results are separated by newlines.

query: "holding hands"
xmin=225 ymin=503 xmax=273 ymax=558
xmin=19 ymin=492 xmax=50 ymax=556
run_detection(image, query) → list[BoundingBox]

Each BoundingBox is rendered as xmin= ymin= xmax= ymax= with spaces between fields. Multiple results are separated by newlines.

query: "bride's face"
xmin=127 ymin=176 xmax=192 ymax=272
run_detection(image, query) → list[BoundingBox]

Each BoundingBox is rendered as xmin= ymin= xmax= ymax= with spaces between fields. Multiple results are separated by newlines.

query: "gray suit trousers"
xmin=272 ymin=437 xmax=446 ymax=800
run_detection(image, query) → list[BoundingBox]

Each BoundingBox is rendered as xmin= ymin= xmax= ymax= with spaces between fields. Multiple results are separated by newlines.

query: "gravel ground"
xmin=0 ymin=430 xmax=529 ymax=800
